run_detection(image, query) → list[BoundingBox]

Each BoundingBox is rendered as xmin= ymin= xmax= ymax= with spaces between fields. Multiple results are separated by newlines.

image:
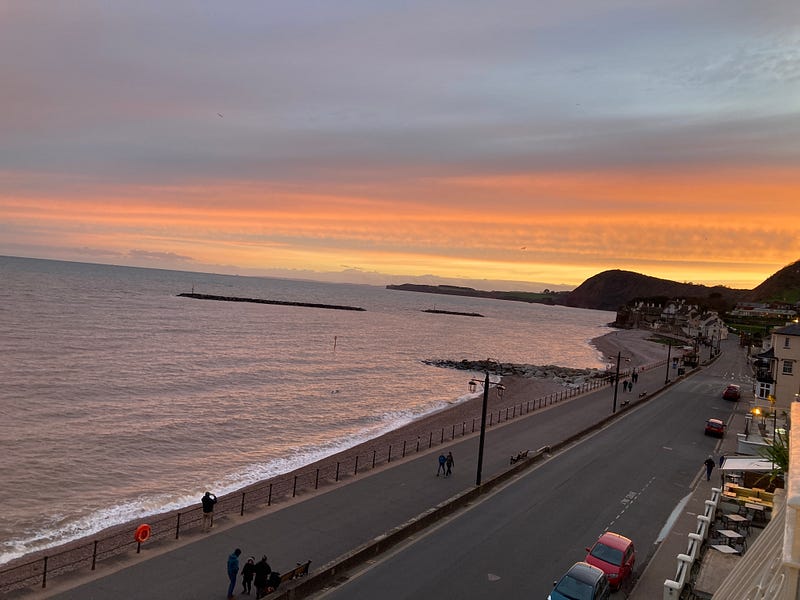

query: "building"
xmin=772 ymin=323 xmax=800 ymax=409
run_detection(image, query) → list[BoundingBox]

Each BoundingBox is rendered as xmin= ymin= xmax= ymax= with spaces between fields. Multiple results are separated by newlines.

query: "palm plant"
xmin=758 ymin=428 xmax=789 ymax=478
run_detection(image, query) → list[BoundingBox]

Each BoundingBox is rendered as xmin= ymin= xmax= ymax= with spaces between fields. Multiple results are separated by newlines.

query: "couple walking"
xmin=436 ymin=451 xmax=454 ymax=477
xmin=228 ymin=549 xmax=280 ymax=598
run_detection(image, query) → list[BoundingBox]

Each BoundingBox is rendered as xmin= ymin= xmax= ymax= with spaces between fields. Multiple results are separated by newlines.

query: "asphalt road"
xmin=314 ymin=339 xmax=749 ymax=599
xmin=31 ymin=338 xmax=750 ymax=600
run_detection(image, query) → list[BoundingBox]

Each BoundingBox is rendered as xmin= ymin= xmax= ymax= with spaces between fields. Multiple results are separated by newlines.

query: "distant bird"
xmin=217 ymin=113 xmax=224 ymax=118
xmin=520 ymin=246 xmax=526 ymax=250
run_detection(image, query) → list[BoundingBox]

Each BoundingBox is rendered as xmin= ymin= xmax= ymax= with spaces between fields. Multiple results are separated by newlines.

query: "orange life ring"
xmin=134 ymin=524 xmax=151 ymax=543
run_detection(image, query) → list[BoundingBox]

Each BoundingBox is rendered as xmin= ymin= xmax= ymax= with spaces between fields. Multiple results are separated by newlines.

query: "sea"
xmin=0 ymin=255 xmax=614 ymax=565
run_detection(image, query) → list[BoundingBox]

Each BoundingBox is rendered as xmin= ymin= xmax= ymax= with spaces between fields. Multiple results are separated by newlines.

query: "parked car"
xmin=705 ymin=418 xmax=725 ymax=437
xmin=584 ymin=532 xmax=636 ymax=590
xmin=722 ymin=384 xmax=741 ymax=400
xmin=549 ymin=561 xmax=611 ymax=600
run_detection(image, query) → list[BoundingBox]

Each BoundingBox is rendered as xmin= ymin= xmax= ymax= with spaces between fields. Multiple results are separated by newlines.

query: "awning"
xmin=720 ymin=457 xmax=774 ymax=472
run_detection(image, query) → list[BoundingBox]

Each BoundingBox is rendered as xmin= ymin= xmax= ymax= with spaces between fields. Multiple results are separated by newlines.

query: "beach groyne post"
xmin=372 ymin=450 xmax=377 ymax=468
xmin=354 ymin=456 xmax=359 ymax=474
xmin=240 ymin=493 xmax=246 ymax=515
xmin=41 ymin=556 xmax=47 ymax=589
xmin=91 ymin=541 xmax=98 ymax=570
xmin=315 ymin=469 xmax=320 ymax=488
xmin=175 ymin=513 xmax=181 ymax=539
xmin=402 ymin=441 xmax=407 ymax=457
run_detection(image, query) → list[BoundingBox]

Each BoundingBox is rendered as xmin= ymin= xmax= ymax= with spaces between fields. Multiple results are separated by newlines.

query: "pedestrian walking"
xmin=253 ymin=555 xmax=272 ymax=598
xmin=201 ymin=491 xmax=217 ymax=532
xmin=227 ymin=548 xmax=242 ymax=599
xmin=437 ymin=453 xmax=446 ymax=476
xmin=445 ymin=451 xmax=454 ymax=477
xmin=704 ymin=455 xmax=715 ymax=481
xmin=242 ymin=556 xmax=255 ymax=595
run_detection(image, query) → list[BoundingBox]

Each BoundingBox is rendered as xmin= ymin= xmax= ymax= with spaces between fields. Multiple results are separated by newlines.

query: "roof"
xmin=565 ymin=561 xmax=606 ymax=584
xmin=720 ymin=456 xmax=775 ymax=472
xmin=775 ymin=323 xmax=800 ymax=336
xmin=595 ymin=531 xmax=633 ymax=551
xmin=756 ymin=347 xmax=775 ymax=359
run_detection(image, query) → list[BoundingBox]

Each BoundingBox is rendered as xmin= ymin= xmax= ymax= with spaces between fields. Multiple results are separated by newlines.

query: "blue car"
xmin=549 ymin=561 xmax=611 ymax=600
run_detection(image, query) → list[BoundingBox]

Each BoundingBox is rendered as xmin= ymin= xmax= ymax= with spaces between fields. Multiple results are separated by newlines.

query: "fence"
xmin=1 ymin=364 xmax=660 ymax=595
xmin=663 ymin=487 xmax=722 ymax=599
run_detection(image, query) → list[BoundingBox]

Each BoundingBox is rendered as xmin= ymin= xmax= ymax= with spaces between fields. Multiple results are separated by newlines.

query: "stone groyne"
xmin=177 ymin=292 xmax=366 ymax=311
xmin=423 ymin=358 xmax=608 ymax=388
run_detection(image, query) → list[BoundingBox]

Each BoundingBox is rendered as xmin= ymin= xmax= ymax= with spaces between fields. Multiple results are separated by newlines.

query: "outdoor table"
xmin=744 ymin=502 xmax=767 ymax=523
xmin=710 ymin=544 xmax=739 ymax=554
xmin=723 ymin=513 xmax=751 ymax=534
xmin=717 ymin=529 xmax=747 ymax=552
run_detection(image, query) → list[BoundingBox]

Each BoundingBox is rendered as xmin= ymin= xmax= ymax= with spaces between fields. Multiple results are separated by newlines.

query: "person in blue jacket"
xmin=227 ymin=548 xmax=242 ymax=599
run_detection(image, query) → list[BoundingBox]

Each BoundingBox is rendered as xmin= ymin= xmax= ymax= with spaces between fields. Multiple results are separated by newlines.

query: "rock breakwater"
xmin=422 ymin=358 xmax=609 ymax=388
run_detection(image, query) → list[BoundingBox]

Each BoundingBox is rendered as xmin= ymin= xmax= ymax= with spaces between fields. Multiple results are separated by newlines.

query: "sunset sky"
xmin=1 ymin=1 xmax=798 ymax=291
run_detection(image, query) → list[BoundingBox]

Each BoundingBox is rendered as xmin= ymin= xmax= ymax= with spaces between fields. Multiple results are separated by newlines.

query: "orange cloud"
xmin=1 ymin=166 xmax=797 ymax=289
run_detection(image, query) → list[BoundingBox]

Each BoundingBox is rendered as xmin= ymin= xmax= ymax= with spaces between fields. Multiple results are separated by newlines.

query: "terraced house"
xmin=757 ymin=323 xmax=800 ymax=410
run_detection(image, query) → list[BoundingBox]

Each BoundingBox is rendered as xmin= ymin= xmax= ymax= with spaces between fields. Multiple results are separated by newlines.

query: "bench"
xmin=265 ymin=560 xmax=311 ymax=595
xmin=509 ymin=450 xmax=529 ymax=464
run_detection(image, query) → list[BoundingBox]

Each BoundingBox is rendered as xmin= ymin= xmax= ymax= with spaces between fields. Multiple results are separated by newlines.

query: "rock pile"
xmin=422 ymin=358 xmax=608 ymax=388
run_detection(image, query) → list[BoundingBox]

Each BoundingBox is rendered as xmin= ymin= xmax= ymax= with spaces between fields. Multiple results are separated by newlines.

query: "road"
xmin=314 ymin=338 xmax=750 ymax=599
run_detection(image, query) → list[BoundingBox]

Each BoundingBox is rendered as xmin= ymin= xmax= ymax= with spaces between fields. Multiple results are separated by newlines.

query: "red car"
xmin=584 ymin=532 xmax=636 ymax=590
xmin=722 ymin=384 xmax=741 ymax=400
xmin=705 ymin=418 xmax=725 ymax=437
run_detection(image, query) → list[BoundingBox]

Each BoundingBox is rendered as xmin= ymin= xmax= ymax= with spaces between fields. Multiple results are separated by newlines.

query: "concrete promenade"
xmin=5 ymin=353 xmax=705 ymax=600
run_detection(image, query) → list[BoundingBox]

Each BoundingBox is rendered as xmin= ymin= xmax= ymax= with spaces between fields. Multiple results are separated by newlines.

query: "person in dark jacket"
xmin=227 ymin=548 xmax=241 ymax=599
xmin=445 ymin=451 xmax=454 ymax=477
xmin=253 ymin=555 xmax=272 ymax=599
xmin=201 ymin=491 xmax=217 ymax=532
xmin=266 ymin=570 xmax=282 ymax=594
xmin=437 ymin=453 xmax=446 ymax=476
xmin=241 ymin=556 xmax=256 ymax=595
xmin=704 ymin=455 xmax=715 ymax=481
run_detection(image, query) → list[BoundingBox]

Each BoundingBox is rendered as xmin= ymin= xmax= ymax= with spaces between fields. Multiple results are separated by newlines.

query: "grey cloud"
xmin=1 ymin=0 xmax=798 ymax=191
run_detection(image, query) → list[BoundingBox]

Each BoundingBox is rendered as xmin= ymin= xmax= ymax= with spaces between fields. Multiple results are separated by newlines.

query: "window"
xmin=785 ymin=337 xmax=791 ymax=349
xmin=783 ymin=360 xmax=794 ymax=376
xmin=757 ymin=382 xmax=773 ymax=399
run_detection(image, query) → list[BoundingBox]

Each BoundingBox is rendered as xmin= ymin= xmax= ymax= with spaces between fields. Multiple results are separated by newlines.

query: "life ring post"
xmin=134 ymin=523 xmax=151 ymax=552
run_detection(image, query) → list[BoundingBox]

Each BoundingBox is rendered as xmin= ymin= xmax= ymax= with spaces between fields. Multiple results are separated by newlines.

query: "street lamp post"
xmin=769 ymin=395 xmax=778 ymax=443
xmin=664 ymin=339 xmax=672 ymax=385
xmin=612 ymin=352 xmax=622 ymax=413
xmin=470 ymin=372 xmax=505 ymax=486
